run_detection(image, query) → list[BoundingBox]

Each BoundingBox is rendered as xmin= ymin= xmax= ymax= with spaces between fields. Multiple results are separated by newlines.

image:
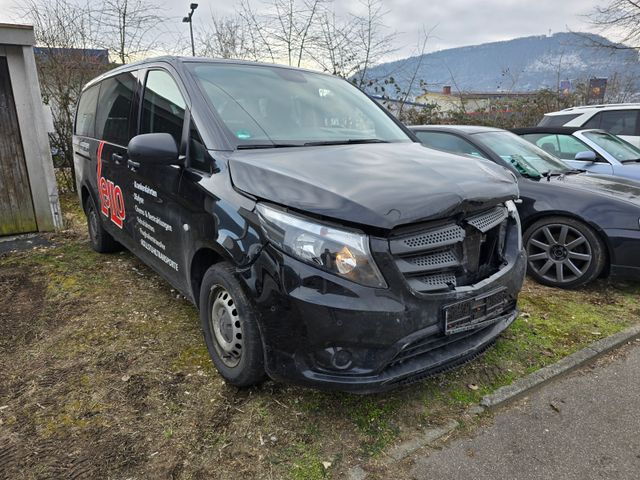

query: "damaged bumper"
xmin=246 ymin=238 xmax=526 ymax=393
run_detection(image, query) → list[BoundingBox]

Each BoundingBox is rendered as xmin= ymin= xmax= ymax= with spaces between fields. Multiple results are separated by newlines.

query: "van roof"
xmin=83 ymin=55 xmax=337 ymax=91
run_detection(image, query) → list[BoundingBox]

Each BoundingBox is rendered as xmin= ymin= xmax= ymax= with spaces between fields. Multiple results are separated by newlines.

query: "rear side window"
xmin=75 ymin=84 xmax=100 ymax=137
xmin=538 ymin=113 xmax=581 ymax=127
xmin=95 ymin=72 xmax=136 ymax=146
xmin=522 ymin=133 xmax=592 ymax=160
xmin=584 ymin=110 xmax=639 ymax=136
xmin=414 ymin=131 xmax=487 ymax=159
xmin=141 ymin=70 xmax=186 ymax=146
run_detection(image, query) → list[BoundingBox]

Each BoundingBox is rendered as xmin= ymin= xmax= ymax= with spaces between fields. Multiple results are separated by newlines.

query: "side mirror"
xmin=574 ymin=150 xmax=597 ymax=162
xmin=128 ymin=133 xmax=182 ymax=166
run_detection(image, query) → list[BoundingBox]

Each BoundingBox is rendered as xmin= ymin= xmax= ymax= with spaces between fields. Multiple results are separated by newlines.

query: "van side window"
xmin=95 ymin=72 xmax=136 ymax=146
xmin=141 ymin=70 xmax=186 ymax=147
xmin=75 ymin=84 xmax=100 ymax=137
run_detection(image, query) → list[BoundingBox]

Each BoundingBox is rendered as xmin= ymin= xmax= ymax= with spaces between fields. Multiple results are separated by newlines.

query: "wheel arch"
xmin=80 ymin=184 xmax=92 ymax=213
xmin=189 ymin=247 xmax=227 ymax=307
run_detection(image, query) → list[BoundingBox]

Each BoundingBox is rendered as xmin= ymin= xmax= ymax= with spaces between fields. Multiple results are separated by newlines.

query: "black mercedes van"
xmin=73 ymin=57 xmax=526 ymax=393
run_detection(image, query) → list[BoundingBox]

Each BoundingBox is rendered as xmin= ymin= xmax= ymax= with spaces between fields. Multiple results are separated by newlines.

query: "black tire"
xmin=199 ymin=262 xmax=266 ymax=387
xmin=84 ymin=195 xmax=122 ymax=253
xmin=523 ymin=216 xmax=606 ymax=289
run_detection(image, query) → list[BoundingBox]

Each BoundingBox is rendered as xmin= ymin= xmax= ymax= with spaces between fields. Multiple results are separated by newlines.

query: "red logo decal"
xmin=97 ymin=141 xmax=126 ymax=229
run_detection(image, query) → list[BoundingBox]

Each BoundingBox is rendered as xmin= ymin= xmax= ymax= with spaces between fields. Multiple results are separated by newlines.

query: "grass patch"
xmin=287 ymin=443 xmax=327 ymax=480
xmin=1 ymin=193 xmax=639 ymax=479
xmin=347 ymin=396 xmax=401 ymax=456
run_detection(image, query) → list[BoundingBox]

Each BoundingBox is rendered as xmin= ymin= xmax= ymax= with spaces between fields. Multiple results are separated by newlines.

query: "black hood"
xmin=228 ymin=143 xmax=518 ymax=230
xmin=546 ymin=172 xmax=640 ymax=205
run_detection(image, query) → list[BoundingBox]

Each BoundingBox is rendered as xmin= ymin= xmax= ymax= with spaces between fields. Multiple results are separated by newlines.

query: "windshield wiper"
xmin=303 ymin=138 xmax=389 ymax=146
xmin=540 ymin=171 xmax=565 ymax=181
xmin=621 ymin=158 xmax=640 ymax=163
xmin=540 ymin=169 xmax=583 ymax=181
xmin=236 ymin=143 xmax=301 ymax=150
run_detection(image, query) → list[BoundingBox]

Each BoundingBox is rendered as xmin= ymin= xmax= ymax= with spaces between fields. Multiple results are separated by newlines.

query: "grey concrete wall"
xmin=0 ymin=25 xmax=62 ymax=233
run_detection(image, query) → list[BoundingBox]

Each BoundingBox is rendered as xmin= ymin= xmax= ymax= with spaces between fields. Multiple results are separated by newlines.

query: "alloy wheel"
xmin=526 ymin=223 xmax=593 ymax=285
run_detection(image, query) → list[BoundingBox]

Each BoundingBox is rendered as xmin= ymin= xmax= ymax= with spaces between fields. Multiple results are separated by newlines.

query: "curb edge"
xmin=480 ymin=324 xmax=640 ymax=408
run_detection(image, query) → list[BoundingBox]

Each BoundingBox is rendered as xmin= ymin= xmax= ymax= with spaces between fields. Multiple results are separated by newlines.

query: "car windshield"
xmin=582 ymin=131 xmax=640 ymax=162
xmin=187 ymin=63 xmax=411 ymax=148
xmin=473 ymin=131 xmax=571 ymax=177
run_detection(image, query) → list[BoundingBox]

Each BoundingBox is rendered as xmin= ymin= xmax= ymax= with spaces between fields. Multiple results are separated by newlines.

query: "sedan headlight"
xmin=256 ymin=204 xmax=387 ymax=288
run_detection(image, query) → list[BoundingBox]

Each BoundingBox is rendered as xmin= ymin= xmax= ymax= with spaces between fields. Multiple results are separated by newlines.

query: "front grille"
xmin=389 ymin=205 xmax=510 ymax=293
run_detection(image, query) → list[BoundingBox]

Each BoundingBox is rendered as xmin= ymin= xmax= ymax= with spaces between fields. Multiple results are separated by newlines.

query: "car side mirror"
xmin=574 ymin=150 xmax=597 ymax=162
xmin=127 ymin=133 xmax=182 ymax=166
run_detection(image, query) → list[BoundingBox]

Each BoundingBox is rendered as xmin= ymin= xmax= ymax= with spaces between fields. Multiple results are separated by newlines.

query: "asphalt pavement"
xmin=410 ymin=340 xmax=640 ymax=480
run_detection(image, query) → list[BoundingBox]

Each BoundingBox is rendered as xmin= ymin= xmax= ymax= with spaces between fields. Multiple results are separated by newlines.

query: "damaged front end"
xmin=245 ymin=199 xmax=526 ymax=393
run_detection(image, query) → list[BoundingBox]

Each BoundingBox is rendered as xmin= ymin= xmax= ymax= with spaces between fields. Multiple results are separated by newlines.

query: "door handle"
xmin=127 ymin=159 xmax=140 ymax=170
xmin=112 ymin=152 xmax=124 ymax=164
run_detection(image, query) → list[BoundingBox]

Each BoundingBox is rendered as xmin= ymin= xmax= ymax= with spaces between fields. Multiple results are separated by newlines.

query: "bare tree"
xmin=197 ymin=14 xmax=253 ymax=59
xmin=98 ymin=0 xmax=167 ymax=64
xmin=202 ymin=0 xmax=398 ymax=83
xmin=396 ymin=27 xmax=434 ymax=118
xmin=314 ymin=10 xmax=361 ymax=77
xmin=351 ymin=0 xmax=397 ymax=87
xmin=603 ymin=71 xmax=638 ymax=102
xmin=236 ymin=0 xmax=325 ymax=67
xmin=237 ymin=0 xmax=278 ymax=62
xmin=22 ymin=0 xmax=112 ymax=193
xmin=590 ymin=0 xmax=640 ymax=50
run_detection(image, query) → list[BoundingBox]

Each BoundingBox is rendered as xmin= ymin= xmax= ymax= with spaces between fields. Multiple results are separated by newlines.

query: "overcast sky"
xmin=0 ymin=0 xmax=606 ymax=60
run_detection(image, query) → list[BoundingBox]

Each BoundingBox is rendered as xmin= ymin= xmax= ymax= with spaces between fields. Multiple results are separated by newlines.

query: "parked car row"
xmin=512 ymin=127 xmax=640 ymax=181
xmin=72 ymin=57 xmax=639 ymax=392
xmin=539 ymin=103 xmax=640 ymax=148
xmin=410 ymin=125 xmax=640 ymax=289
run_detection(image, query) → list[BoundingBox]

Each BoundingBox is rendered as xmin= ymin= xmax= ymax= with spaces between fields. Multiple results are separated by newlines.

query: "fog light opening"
xmin=332 ymin=348 xmax=353 ymax=370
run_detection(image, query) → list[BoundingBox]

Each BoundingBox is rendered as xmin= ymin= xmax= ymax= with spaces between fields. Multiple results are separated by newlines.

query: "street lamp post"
xmin=183 ymin=3 xmax=199 ymax=57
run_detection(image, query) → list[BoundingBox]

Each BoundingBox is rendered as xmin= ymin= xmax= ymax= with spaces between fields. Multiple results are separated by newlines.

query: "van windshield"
xmin=187 ymin=63 xmax=411 ymax=148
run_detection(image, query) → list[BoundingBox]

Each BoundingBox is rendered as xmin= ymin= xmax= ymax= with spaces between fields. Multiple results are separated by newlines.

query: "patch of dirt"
xmin=0 ymin=435 xmax=22 ymax=480
xmin=0 ymin=269 xmax=47 ymax=354
xmin=15 ymin=429 xmax=145 ymax=480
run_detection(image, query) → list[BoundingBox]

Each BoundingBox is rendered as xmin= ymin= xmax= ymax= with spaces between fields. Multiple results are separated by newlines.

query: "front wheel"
xmin=199 ymin=262 xmax=266 ymax=387
xmin=524 ymin=216 xmax=606 ymax=289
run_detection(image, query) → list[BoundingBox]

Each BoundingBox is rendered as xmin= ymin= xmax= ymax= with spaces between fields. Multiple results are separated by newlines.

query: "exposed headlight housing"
xmin=256 ymin=204 xmax=387 ymax=288
xmin=506 ymin=200 xmax=523 ymax=250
